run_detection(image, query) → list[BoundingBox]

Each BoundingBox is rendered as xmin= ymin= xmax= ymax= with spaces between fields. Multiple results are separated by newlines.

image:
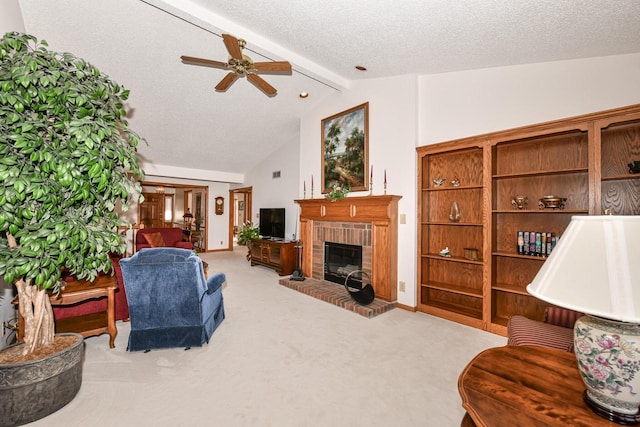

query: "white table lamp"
xmin=527 ymin=215 xmax=640 ymax=424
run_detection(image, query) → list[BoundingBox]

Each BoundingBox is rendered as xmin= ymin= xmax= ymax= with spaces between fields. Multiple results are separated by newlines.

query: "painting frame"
xmin=321 ymin=102 xmax=369 ymax=194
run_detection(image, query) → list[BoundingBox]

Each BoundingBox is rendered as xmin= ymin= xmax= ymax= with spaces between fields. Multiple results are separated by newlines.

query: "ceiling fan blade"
xmin=180 ymin=56 xmax=229 ymax=69
xmin=222 ymin=34 xmax=243 ymax=60
xmin=215 ymin=72 xmax=239 ymax=92
xmin=247 ymin=73 xmax=277 ymax=97
xmin=252 ymin=61 xmax=292 ymax=74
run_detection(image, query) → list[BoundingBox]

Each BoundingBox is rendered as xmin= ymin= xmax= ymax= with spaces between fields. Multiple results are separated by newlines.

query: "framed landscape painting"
xmin=321 ymin=102 xmax=369 ymax=193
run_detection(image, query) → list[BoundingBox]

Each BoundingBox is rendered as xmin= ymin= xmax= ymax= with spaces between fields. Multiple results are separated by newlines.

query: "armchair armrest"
xmin=175 ymin=241 xmax=194 ymax=250
xmin=206 ymin=273 xmax=226 ymax=294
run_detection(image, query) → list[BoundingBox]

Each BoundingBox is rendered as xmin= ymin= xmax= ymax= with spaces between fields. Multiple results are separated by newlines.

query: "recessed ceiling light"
xmin=299 ymin=92 xmax=309 ymax=98
xmin=355 ymin=65 xmax=367 ymax=71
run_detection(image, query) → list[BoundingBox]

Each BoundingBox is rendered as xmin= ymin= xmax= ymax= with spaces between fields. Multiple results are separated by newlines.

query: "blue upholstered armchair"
xmin=119 ymin=248 xmax=225 ymax=351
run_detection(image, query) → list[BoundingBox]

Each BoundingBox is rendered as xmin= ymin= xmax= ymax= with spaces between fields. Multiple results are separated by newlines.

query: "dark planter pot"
xmin=0 ymin=333 xmax=84 ymax=427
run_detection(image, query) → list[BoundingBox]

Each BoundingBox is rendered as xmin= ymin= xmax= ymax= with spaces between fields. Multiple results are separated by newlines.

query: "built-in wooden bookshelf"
xmin=417 ymin=144 xmax=486 ymax=328
xmin=417 ymin=104 xmax=640 ymax=335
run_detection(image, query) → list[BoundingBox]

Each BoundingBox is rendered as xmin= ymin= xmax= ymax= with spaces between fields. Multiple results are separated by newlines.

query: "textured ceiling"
xmin=17 ymin=0 xmax=640 ymax=180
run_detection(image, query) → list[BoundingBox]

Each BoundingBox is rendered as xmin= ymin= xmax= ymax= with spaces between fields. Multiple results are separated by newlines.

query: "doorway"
xmin=139 ymin=181 xmax=209 ymax=251
xmin=229 ymin=187 xmax=252 ymax=249
xmin=138 ymin=189 xmax=175 ymax=229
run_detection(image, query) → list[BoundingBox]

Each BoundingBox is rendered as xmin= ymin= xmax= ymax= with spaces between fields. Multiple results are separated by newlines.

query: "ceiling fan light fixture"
xmin=181 ymin=34 xmax=291 ymax=97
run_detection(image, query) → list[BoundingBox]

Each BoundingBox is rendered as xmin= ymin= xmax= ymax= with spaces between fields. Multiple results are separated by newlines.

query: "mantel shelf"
xmin=296 ymin=195 xmax=402 ymax=223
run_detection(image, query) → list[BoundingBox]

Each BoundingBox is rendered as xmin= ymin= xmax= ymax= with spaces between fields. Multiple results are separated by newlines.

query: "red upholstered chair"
xmin=135 ymin=227 xmax=193 ymax=253
xmin=52 ymin=256 xmax=130 ymax=323
xmin=507 ymin=307 xmax=583 ymax=353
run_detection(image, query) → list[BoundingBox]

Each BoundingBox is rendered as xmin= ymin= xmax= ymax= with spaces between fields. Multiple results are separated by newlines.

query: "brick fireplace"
xmin=296 ymin=195 xmax=401 ymax=302
xmin=311 ymin=221 xmax=372 ymax=280
xmin=313 ymin=223 xmax=371 ymax=283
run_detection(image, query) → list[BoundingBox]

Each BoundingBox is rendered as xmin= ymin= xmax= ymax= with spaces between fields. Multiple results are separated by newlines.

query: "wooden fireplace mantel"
xmin=295 ymin=195 xmax=402 ymax=302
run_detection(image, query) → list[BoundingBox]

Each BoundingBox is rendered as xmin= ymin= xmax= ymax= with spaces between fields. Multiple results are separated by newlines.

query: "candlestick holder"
xmin=303 ymin=189 xmax=306 ymax=199
xmin=384 ymin=182 xmax=387 ymax=195
xmin=369 ymin=180 xmax=373 ymax=196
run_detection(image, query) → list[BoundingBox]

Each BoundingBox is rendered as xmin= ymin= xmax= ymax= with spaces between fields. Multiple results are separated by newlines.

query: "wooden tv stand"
xmin=249 ymin=239 xmax=296 ymax=276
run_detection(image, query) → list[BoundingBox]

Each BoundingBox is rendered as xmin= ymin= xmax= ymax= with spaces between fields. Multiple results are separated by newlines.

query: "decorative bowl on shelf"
xmin=538 ymin=195 xmax=567 ymax=210
xmin=511 ymin=195 xmax=528 ymax=210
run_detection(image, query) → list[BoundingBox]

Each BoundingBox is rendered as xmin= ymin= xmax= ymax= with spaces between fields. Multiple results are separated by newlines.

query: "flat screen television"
xmin=259 ymin=208 xmax=285 ymax=240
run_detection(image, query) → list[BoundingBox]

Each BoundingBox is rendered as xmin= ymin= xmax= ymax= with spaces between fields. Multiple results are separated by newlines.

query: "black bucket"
xmin=344 ymin=270 xmax=375 ymax=305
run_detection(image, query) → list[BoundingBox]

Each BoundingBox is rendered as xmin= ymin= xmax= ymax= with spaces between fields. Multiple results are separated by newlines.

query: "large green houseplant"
xmin=0 ymin=32 xmax=144 ymax=356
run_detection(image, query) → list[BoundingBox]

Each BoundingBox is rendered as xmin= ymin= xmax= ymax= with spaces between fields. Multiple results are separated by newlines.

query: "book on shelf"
xmin=516 ymin=231 xmax=557 ymax=257
xmin=529 ymin=230 xmax=535 ymax=254
xmin=517 ymin=231 xmax=524 ymax=255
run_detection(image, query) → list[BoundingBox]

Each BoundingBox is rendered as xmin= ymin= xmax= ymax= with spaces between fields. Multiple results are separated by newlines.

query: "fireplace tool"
xmin=344 ymin=270 xmax=375 ymax=305
xmin=290 ymin=241 xmax=305 ymax=281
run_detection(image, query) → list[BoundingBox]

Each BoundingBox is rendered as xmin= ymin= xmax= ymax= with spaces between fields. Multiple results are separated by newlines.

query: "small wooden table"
xmin=458 ymin=346 xmax=613 ymax=427
xmin=16 ymin=275 xmax=118 ymax=348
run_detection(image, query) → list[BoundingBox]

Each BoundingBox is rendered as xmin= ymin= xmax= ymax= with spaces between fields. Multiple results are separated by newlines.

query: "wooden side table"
xmin=16 ymin=275 xmax=118 ymax=348
xmin=458 ymin=346 xmax=613 ymax=427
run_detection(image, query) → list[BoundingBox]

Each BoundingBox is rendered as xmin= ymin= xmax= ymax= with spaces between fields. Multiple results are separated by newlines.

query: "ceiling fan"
xmin=181 ymin=34 xmax=292 ymax=97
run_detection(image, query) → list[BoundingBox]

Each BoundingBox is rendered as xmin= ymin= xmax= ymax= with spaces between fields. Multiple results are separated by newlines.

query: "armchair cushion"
xmin=507 ymin=307 xmax=583 ymax=353
xmin=119 ymin=248 xmax=225 ymax=351
xmin=507 ymin=315 xmax=575 ymax=352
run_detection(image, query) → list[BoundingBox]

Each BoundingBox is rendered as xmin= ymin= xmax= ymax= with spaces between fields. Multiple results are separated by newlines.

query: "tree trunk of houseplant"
xmin=6 ymin=234 xmax=55 ymax=355
xmin=14 ymin=278 xmax=55 ymax=354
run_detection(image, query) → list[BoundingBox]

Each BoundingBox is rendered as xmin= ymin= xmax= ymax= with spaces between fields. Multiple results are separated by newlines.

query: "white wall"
xmin=243 ymin=137 xmax=301 ymax=240
xmin=0 ymin=0 xmax=25 ymax=34
xmin=299 ymin=75 xmax=419 ymax=307
xmin=420 ymin=53 xmax=640 ymax=145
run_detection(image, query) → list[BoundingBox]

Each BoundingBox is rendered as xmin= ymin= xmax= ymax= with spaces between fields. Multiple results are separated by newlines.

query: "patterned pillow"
xmin=145 ymin=232 xmax=165 ymax=248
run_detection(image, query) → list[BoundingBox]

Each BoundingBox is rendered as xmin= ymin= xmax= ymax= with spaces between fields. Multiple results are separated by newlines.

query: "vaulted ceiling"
xmin=17 ymin=0 xmax=640 ymax=180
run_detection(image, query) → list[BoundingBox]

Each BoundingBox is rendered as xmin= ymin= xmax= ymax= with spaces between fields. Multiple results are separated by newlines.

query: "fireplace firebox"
xmin=324 ymin=242 xmax=363 ymax=288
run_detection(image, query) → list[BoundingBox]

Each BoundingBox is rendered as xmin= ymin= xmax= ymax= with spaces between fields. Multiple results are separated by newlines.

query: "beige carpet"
xmin=29 ymin=246 xmax=505 ymax=427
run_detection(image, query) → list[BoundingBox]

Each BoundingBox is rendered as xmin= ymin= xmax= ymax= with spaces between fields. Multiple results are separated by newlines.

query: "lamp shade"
xmin=527 ymin=216 xmax=640 ymax=323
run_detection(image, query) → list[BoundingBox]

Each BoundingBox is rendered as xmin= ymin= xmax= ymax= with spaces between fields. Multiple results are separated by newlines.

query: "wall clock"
xmin=215 ymin=196 xmax=224 ymax=215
